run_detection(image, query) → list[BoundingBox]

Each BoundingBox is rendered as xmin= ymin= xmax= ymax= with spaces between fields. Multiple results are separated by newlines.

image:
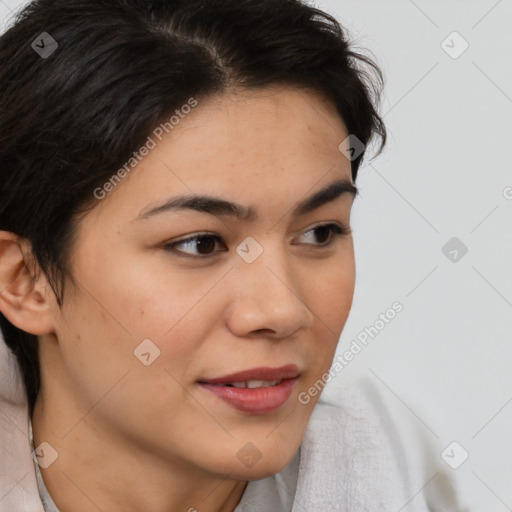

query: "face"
xmin=40 ymin=85 xmax=356 ymax=480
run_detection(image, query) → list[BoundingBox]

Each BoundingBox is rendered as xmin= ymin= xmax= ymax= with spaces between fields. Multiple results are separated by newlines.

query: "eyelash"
xmin=163 ymin=222 xmax=351 ymax=259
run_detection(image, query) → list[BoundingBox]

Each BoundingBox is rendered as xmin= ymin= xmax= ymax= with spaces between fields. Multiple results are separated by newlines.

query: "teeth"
xmin=230 ymin=380 xmax=281 ymax=389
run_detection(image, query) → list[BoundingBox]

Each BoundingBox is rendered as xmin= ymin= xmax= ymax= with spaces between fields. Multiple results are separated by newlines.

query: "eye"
xmin=163 ymin=222 xmax=351 ymax=259
xmin=163 ymin=233 xmax=225 ymax=258
xmin=294 ymin=222 xmax=351 ymax=246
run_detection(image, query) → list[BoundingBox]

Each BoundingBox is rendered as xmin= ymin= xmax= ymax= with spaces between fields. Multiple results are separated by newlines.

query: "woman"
xmin=0 ymin=0 xmax=465 ymax=510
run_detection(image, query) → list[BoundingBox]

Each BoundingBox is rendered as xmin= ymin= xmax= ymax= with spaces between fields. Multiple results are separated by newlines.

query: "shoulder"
xmin=294 ymin=377 xmax=469 ymax=512
xmin=0 ymin=340 xmax=45 ymax=511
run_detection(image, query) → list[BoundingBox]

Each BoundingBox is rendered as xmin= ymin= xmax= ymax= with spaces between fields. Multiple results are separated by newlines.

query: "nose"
xmin=224 ymin=245 xmax=314 ymax=340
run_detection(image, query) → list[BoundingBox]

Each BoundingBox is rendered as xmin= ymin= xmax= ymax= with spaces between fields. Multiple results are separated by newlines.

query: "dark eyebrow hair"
xmin=134 ymin=178 xmax=358 ymax=222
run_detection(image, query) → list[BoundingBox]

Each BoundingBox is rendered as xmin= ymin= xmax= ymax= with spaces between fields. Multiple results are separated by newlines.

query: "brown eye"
xmin=313 ymin=225 xmax=333 ymax=244
xmin=164 ymin=234 xmax=226 ymax=258
xmin=297 ymin=223 xmax=351 ymax=246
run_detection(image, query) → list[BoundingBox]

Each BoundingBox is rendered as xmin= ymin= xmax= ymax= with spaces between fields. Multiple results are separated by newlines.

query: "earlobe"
xmin=0 ymin=231 xmax=55 ymax=336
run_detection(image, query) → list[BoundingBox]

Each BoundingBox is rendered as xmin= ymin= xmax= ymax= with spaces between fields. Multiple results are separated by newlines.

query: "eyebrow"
xmin=135 ymin=178 xmax=358 ymax=222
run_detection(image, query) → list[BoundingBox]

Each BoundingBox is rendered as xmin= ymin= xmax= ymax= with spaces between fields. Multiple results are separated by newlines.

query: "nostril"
xmin=251 ymin=328 xmax=277 ymax=337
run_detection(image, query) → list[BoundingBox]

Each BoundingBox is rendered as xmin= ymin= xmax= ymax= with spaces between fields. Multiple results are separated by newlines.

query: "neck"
xmin=31 ymin=394 xmax=248 ymax=512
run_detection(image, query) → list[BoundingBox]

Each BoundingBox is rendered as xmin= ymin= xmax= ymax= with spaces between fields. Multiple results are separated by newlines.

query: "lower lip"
xmin=198 ymin=378 xmax=298 ymax=414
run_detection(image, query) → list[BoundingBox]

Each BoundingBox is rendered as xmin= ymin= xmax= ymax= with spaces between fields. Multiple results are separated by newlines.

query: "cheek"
xmin=299 ymin=254 xmax=355 ymax=375
xmin=55 ymin=289 xmax=207 ymax=437
xmin=303 ymin=255 xmax=355 ymax=331
xmin=72 ymin=242 xmax=215 ymax=340
xmin=98 ymin=246 xmax=228 ymax=340
xmin=60 ymin=242 xmax=235 ymax=417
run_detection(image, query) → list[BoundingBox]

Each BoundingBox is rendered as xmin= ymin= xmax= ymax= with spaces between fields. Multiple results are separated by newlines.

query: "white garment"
xmin=0 ymin=336 xmax=469 ymax=511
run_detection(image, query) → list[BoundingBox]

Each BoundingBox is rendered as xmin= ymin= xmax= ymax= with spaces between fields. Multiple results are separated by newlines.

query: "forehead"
xmin=87 ymin=86 xmax=353 ymax=225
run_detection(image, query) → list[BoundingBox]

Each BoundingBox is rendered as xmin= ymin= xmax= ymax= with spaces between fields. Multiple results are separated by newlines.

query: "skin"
xmin=0 ymin=85 xmax=356 ymax=512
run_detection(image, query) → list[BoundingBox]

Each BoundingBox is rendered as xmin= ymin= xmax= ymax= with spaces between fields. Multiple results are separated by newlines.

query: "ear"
xmin=0 ymin=231 xmax=55 ymax=336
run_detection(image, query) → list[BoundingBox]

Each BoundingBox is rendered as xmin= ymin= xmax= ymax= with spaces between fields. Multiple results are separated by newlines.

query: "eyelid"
xmin=299 ymin=221 xmax=352 ymax=239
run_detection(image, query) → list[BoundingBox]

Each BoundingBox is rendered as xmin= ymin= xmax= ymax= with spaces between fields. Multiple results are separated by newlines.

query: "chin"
xmin=227 ymin=462 xmax=292 ymax=482
xmin=214 ymin=445 xmax=299 ymax=481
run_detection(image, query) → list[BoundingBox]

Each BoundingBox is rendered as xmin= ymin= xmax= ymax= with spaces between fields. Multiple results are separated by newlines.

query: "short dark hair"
xmin=0 ymin=0 xmax=386 ymax=414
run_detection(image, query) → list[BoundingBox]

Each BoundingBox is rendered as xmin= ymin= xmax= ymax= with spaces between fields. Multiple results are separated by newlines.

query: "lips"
xmin=199 ymin=378 xmax=299 ymax=413
xmin=197 ymin=364 xmax=301 ymax=414
xmin=197 ymin=364 xmax=300 ymax=385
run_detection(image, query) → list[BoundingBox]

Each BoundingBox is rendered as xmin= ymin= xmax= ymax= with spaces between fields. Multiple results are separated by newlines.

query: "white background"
xmin=317 ymin=1 xmax=512 ymax=510
xmin=1 ymin=0 xmax=511 ymax=509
